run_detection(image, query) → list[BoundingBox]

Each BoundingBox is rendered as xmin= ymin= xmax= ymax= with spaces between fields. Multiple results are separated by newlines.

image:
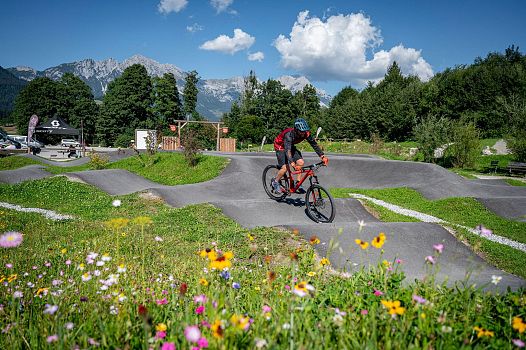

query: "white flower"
xmin=100 ymin=285 xmax=108 ymax=291
xmin=81 ymin=273 xmax=91 ymax=282
xmin=101 ymin=254 xmax=112 ymax=262
xmin=117 ymin=264 xmax=126 ymax=273
xmin=96 ymin=261 xmax=105 ymax=267
xmin=155 ymin=236 xmax=163 ymax=242
xmin=65 ymin=322 xmax=74 ymax=330
xmin=13 ymin=291 xmax=23 ymax=298
xmin=110 ymin=305 xmax=118 ymax=314
xmin=255 ymin=338 xmax=268 ymax=348
xmin=87 ymin=252 xmax=98 ymax=260
xmin=491 ymin=275 xmax=502 ymax=285
xmin=117 ymin=293 xmax=126 ymax=302
xmin=282 ymin=323 xmax=291 ymax=329
xmin=112 ymin=200 xmax=121 ymax=207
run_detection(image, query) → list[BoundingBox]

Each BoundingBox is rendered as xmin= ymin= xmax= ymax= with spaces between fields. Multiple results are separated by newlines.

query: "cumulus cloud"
xmin=210 ymin=0 xmax=235 ymax=14
xmin=273 ymin=11 xmax=433 ymax=85
xmin=248 ymin=51 xmax=264 ymax=62
xmin=187 ymin=23 xmax=204 ymax=33
xmin=200 ymin=29 xmax=255 ymax=54
xmin=158 ymin=0 xmax=188 ymax=14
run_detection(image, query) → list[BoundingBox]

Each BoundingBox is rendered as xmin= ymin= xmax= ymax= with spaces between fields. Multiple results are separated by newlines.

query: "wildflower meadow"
xmin=0 ymin=176 xmax=525 ymax=349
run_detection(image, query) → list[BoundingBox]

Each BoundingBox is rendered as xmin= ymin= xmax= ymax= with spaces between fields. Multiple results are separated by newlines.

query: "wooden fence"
xmin=219 ymin=138 xmax=236 ymax=152
xmin=162 ymin=136 xmax=179 ymax=150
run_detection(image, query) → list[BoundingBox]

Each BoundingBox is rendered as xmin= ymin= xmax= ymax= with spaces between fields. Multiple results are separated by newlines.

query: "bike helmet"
xmin=294 ymin=118 xmax=310 ymax=132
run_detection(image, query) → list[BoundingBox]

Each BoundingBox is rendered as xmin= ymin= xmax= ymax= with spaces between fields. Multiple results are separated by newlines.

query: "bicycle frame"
xmin=284 ymin=162 xmax=322 ymax=194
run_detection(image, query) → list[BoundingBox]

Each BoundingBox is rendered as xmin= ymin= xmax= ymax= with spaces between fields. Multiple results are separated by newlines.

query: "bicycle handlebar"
xmin=301 ymin=161 xmax=325 ymax=171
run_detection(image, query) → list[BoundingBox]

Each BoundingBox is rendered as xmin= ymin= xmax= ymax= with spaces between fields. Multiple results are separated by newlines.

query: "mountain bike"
xmin=262 ymin=161 xmax=336 ymax=223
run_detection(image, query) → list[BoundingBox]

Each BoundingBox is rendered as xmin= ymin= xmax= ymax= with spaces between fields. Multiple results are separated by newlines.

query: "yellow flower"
xmin=0 ymin=276 xmax=5 ymax=283
xmin=371 ymin=233 xmax=386 ymax=248
xmin=132 ymin=216 xmax=153 ymax=225
xmin=513 ymin=316 xmax=526 ymax=333
xmin=307 ymin=271 xmax=316 ymax=277
xmin=309 ymin=236 xmax=321 ymax=245
xmin=8 ymin=274 xmax=17 ymax=283
xmin=105 ymin=218 xmax=129 ymax=231
xmin=381 ymin=300 xmax=405 ymax=316
xmin=36 ymin=287 xmax=49 ymax=296
xmin=199 ymin=278 xmax=209 ymax=286
xmin=420 ymin=313 xmax=426 ymax=319
xmin=473 ymin=326 xmax=494 ymax=338
xmin=209 ymin=251 xmax=233 ymax=270
xmin=320 ymin=258 xmax=330 ymax=266
xmin=156 ymin=323 xmax=167 ymax=332
xmin=247 ymin=233 xmax=254 ymax=241
xmin=61 ymin=248 xmax=67 ymax=254
xmin=211 ymin=319 xmax=224 ymax=338
xmin=230 ymin=314 xmax=250 ymax=331
xmin=355 ymin=239 xmax=369 ymax=250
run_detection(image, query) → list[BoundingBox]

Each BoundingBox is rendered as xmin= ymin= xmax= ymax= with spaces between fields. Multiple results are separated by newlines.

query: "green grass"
xmin=0 ymin=155 xmax=42 ymax=170
xmin=1 ymin=153 xmax=229 ymax=186
xmin=1 ymin=177 xmax=525 ymax=349
xmin=506 ymin=179 xmax=526 ymax=186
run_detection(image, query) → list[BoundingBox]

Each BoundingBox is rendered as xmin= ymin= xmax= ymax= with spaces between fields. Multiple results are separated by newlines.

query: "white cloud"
xmin=200 ymin=29 xmax=255 ymax=54
xmin=273 ymin=11 xmax=433 ymax=85
xmin=158 ymin=0 xmax=188 ymax=14
xmin=186 ymin=23 xmax=204 ymax=33
xmin=210 ymin=0 xmax=234 ymax=14
xmin=248 ymin=51 xmax=264 ymax=62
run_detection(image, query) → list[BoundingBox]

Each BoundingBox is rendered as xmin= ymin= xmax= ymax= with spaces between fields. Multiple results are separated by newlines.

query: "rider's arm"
xmin=306 ymin=134 xmax=324 ymax=158
xmin=284 ymin=131 xmax=294 ymax=162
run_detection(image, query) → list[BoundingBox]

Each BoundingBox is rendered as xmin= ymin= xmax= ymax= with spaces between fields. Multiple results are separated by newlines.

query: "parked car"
xmin=61 ymin=138 xmax=80 ymax=147
xmin=9 ymin=135 xmax=44 ymax=148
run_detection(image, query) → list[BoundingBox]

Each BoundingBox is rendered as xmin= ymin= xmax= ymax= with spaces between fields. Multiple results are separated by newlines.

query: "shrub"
xmin=501 ymin=95 xmax=526 ymax=162
xmin=413 ymin=116 xmax=452 ymax=163
xmin=89 ymin=152 xmax=109 ymax=169
xmin=445 ymin=120 xmax=481 ymax=168
xmin=182 ymin=129 xmax=201 ymax=167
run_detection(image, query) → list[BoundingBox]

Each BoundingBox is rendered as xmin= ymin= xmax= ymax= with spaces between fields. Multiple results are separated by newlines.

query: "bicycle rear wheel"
xmin=262 ymin=165 xmax=289 ymax=201
xmin=305 ymin=184 xmax=335 ymax=223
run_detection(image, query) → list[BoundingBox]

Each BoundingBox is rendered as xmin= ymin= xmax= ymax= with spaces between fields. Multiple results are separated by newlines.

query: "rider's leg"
xmin=295 ymin=158 xmax=304 ymax=182
xmin=275 ymin=164 xmax=287 ymax=182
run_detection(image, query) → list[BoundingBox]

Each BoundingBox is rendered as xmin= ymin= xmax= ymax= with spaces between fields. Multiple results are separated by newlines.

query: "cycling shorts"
xmin=276 ymin=147 xmax=302 ymax=168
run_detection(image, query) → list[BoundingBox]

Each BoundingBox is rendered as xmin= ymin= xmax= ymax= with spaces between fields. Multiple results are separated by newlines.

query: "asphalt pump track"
xmin=2 ymin=151 xmax=525 ymax=291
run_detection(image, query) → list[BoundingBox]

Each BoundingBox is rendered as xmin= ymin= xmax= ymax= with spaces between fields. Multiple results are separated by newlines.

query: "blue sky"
xmin=1 ymin=0 xmax=525 ymax=96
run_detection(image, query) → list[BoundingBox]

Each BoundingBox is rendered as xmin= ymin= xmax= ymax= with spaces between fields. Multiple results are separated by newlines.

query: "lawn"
xmin=1 ymin=178 xmax=525 ymax=349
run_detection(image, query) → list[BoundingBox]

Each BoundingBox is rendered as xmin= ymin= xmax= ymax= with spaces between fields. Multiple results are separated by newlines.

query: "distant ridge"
xmin=5 ymin=55 xmax=332 ymax=120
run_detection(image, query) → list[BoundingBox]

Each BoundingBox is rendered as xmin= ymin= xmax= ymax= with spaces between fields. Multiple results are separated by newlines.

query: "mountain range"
xmin=3 ymin=55 xmax=331 ymax=121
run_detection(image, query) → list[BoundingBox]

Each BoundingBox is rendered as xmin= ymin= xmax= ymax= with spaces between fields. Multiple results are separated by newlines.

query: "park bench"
xmin=507 ymin=162 xmax=526 ymax=177
xmin=483 ymin=160 xmax=500 ymax=173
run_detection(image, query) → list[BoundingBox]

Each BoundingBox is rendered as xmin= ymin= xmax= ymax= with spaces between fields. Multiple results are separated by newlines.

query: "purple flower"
xmin=412 ymin=295 xmax=427 ymax=304
xmin=197 ymin=337 xmax=209 ymax=348
xmin=88 ymin=338 xmax=100 ymax=346
xmin=184 ymin=325 xmax=201 ymax=343
xmin=425 ymin=256 xmax=436 ymax=265
xmin=220 ymin=270 xmax=230 ymax=280
xmin=232 ymin=282 xmax=240 ymax=289
xmin=43 ymin=304 xmax=59 ymax=315
xmin=433 ymin=244 xmax=444 ymax=254
xmin=373 ymin=289 xmax=383 ymax=296
xmin=475 ymin=225 xmax=493 ymax=236
xmin=0 ymin=231 xmax=23 ymax=248
xmin=193 ymin=294 xmax=207 ymax=304
xmin=513 ymin=339 xmax=525 ymax=348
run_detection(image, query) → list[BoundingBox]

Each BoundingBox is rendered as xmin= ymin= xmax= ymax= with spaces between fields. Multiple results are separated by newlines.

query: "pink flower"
xmin=373 ymin=289 xmax=384 ymax=296
xmin=5 ymin=263 xmax=12 ymax=269
xmin=197 ymin=337 xmax=209 ymax=348
xmin=425 ymin=256 xmax=436 ymax=264
xmin=395 ymin=259 xmax=403 ymax=264
xmin=193 ymin=294 xmax=207 ymax=304
xmin=184 ymin=325 xmax=201 ymax=343
xmin=65 ymin=260 xmax=71 ymax=265
xmin=156 ymin=298 xmax=168 ymax=305
xmin=433 ymin=244 xmax=444 ymax=254
xmin=262 ymin=305 xmax=272 ymax=313
xmin=412 ymin=294 xmax=427 ymax=304
xmin=156 ymin=331 xmax=167 ymax=340
xmin=201 ymin=320 xmax=211 ymax=328
xmin=284 ymin=285 xmax=291 ymax=290
xmin=360 ymin=309 xmax=368 ymax=315
xmin=88 ymin=338 xmax=100 ymax=346
xmin=161 ymin=342 xmax=176 ymax=350
xmin=0 ymin=231 xmax=23 ymax=248
xmin=513 ymin=339 xmax=525 ymax=348
xmin=47 ymin=335 xmax=58 ymax=343
xmin=475 ymin=225 xmax=492 ymax=236
xmin=195 ymin=305 xmax=205 ymax=314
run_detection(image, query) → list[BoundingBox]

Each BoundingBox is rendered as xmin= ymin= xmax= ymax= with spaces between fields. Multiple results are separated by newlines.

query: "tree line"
xmin=11 ymin=65 xmax=200 ymax=147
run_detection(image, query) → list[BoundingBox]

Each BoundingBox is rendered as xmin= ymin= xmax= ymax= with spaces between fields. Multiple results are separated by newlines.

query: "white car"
xmin=61 ymin=139 xmax=80 ymax=147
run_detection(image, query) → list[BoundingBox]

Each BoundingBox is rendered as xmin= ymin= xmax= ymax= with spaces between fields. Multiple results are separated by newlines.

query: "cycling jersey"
xmin=274 ymin=128 xmax=324 ymax=160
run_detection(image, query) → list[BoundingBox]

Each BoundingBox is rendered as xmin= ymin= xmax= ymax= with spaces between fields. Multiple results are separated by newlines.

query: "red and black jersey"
xmin=274 ymin=128 xmax=324 ymax=158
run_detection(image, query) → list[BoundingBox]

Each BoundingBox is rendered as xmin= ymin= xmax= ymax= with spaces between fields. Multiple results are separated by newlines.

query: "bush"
xmin=89 ymin=152 xmax=109 ymax=169
xmin=501 ymin=94 xmax=526 ymax=162
xmin=413 ymin=116 xmax=452 ymax=163
xmin=445 ymin=120 xmax=481 ymax=168
xmin=182 ymin=129 xmax=201 ymax=167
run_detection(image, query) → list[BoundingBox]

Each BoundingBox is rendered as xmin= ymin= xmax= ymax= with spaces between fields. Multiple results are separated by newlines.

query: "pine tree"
xmin=183 ymin=70 xmax=199 ymax=119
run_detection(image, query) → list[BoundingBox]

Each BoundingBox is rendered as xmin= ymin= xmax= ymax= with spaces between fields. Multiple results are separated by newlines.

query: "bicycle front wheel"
xmin=262 ymin=165 xmax=289 ymax=201
xmin=305 ymin=184 xmax=335 ymax=223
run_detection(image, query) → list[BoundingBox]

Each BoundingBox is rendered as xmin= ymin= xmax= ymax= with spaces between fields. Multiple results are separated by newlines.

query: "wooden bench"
xmin=483 ymin=160 xmax=500 ymax=173
xmin=507 ymin=162 xmax=526 ymax=177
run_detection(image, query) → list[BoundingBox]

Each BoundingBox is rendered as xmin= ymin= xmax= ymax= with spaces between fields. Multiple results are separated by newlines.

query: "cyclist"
xmin=271 ymin=118 xmax=328 ymax=193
